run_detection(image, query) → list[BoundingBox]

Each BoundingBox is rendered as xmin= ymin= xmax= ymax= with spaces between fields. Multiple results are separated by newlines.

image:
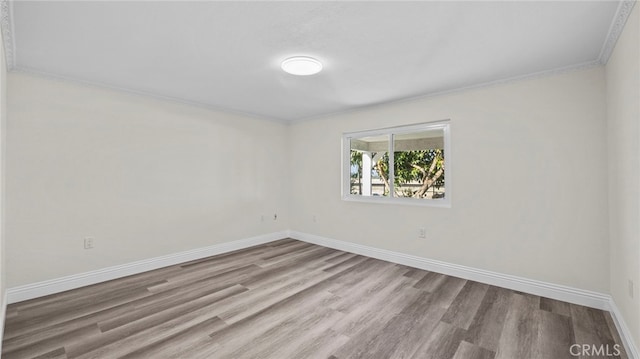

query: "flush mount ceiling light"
xmin=281 ymin=56 xmax=323 ymax=76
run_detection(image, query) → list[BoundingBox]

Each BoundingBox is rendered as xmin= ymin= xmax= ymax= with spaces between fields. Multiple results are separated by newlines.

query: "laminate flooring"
xmin=2 ymin=239 xmax=628 ymax=359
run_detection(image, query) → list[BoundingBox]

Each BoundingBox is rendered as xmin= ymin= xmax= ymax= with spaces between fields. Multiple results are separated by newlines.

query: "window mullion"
xmin=389 ymin=133 xmax=395 ymax=197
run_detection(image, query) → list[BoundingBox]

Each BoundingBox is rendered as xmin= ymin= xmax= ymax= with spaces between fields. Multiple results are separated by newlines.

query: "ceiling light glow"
xmin=281 ymin=56 xmax=322 ymax=76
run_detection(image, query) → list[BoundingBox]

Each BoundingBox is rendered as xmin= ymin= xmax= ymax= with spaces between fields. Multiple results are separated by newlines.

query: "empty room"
xmin=0 ymin=1 xmax=638 ymax=358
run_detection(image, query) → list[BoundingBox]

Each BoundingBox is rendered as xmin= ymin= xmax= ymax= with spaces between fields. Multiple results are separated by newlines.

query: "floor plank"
xmin=410 ymin=321 xmax=467 ymax=359
xmin=2 ymin=239 xmax=628 ymax=359
xmin=441 ymin=280 xmax=490 ymax=330
xmin=535 ymin=309 xmax=575 ymax=359
xmin=495 ymin=292 xmax=541 ymax=359
xmin=464 ymin=286 xmax=512 ymax=351
xmin=452 ymin=341 xmax=495 ymax=359
xmin=571 ymin=304 xmax=624 ymax=359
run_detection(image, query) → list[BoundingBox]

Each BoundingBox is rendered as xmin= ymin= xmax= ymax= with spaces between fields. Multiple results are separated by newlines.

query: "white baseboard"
xmin=6 ymin=231 xmax=288 ymax=304
xmin=607 ymin=299 xmax=639 ymax=359
xmin=0 ymin=290 xmax=7 ymax=354
xmin=289 ymin=231 xmax=610 ymax=309
xmin=5 ymin=229 xmax=637 ymax=359
xmin=290 ymin=230 xmax=640 ymax=358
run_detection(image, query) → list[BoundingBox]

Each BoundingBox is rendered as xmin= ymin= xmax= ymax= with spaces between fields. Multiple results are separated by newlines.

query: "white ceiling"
xmin=2 ymin=1 xmax=634 ymax=121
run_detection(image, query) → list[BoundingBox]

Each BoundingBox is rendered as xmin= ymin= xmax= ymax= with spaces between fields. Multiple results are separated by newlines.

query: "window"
xmin=342 ymin=121 xmax=451 ymax=207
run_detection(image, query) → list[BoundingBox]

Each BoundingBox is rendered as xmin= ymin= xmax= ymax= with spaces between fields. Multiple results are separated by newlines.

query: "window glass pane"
xmin=343 ymin=121 xmax=450 ymax=207
xmin=392 ymin=129 xmax=445 ymax=199
xmin=350 ymin=135 xmax=390 ymax=197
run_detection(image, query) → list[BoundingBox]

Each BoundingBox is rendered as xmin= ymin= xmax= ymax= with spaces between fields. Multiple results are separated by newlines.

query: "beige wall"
xmin=0 ymin=26 xmax=7 ymax=348
xmin=6 ymin=72 xmax=289 ymax=287
xmin=290 ymin=67 xmax=609 ymax=293
xmin=606 ymin=4 xmax=640 ymax=349
xmin=4 ymin=15 xmax=638 ymax=350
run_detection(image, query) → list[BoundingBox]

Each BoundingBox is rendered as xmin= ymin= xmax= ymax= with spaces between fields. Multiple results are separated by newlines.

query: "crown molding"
xmin=0 ymin=2 xmax=632 ymax=72
xmin=12 ymin=66 xmax=289 ymax=124
xmin=599 ymin=0 xmax=637 ymax=64
xmin=0 ymin=0 xmax=14 ymax=70
xmin=0 ymin=1 xmax=632 ymax=121
xmin=297 ymin=60 xmax=602 ymax=123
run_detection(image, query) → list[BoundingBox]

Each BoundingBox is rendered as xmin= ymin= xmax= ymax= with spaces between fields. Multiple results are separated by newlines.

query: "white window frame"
xmin=342 ymin=120 xmax=451 ymax=208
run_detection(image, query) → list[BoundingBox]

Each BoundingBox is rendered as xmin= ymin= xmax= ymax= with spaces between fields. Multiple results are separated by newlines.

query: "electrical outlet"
xmin=418 ymin=228 xmax=426 ymax=239
xmin=84 ymin=237 xmax=94 ymax=249
xmin=629 ymin=279 xmax=634 ymax=299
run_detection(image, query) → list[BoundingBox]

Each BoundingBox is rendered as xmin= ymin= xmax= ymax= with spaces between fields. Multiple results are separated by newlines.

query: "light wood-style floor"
xmin=2 ymin=239 xmax=628 ymax=359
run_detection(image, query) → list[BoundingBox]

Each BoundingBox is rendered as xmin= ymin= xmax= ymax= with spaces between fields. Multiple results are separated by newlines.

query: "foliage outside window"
xmin=342 ymin=121 xmax=451 ymax=207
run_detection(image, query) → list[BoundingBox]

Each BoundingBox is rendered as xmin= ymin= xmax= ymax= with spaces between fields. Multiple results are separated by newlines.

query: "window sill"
xmin=342 ymin=194 xmax=451 ymax=208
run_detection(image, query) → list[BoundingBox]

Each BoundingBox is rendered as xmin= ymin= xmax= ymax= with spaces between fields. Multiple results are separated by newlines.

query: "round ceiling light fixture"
xmin=281 ymin=56 xmax=323 ymax=76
